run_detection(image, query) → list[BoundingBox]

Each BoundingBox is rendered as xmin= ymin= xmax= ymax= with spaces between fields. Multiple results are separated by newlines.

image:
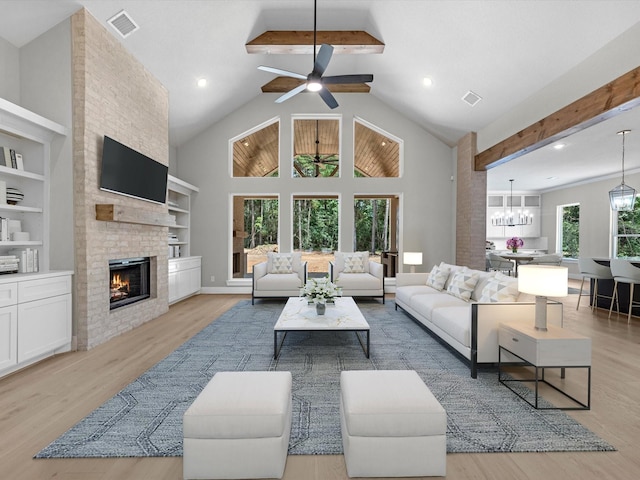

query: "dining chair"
xmin=487 ymin=253 xmax=514 ymax=276
xmin=608 ymin=258 xmax=640 ymax=322
xmin=576 ymin=258 xmax=614 ymax=311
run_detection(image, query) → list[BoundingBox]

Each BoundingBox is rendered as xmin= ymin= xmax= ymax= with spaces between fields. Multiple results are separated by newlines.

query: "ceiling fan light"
xmin=609 ymin=183 xmax=637 ymax=211
xmin=307 ymin=81 xmax=322 ymax=92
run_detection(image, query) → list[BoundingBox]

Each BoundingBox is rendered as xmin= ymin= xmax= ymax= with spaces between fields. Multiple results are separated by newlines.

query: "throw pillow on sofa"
xmin=426 ymin=265 xmax=450 ymax=291
xmin=335 ymin=251 xmax=369 ymax=274
xmin=446 ymin=270 xmax=480 ymax=301
xmin=478 ymin=272 xmax=519 ymax=302
xmin=267 ymin=252 xmax=301 ymax=274
xmin=343 ymin=254 xmax=367 ymax=273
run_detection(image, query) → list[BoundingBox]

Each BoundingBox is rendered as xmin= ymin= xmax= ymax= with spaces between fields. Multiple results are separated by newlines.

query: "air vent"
xmin=107 ymin=10 xmax=139 ymax=38
xmin=462 ymin=90 xmax=482 ymax=107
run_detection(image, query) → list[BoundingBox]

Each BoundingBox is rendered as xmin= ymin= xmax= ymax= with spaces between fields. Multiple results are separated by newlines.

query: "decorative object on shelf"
xmin=506 ymin=236 xmax=524 ymax=253
xmin=517 ymin=265 xmax=568 ymax=331
xmin=609 ymin=129 xmax=636 ymax=211
xmin=5 ymin=187 xmax=23 ymax=205
xmin=301 ymin=276 xmax=341 ymax=314
xmin=491 ymin=179 xmax=533 ymax=226
xmin=403 ymin=251 xmax=423 ymax=273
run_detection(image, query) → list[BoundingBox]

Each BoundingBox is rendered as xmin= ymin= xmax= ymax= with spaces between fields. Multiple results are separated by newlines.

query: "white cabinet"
xmin=0 ymin=271 xmax=73 ymax=378
xmin=0 ymin=98 xmax=67 ymax=272
xmin=0 ymin=305 xmax=17 ymax=371
xmin=169 ymin=256 xmax=201 ymax=304
xmin=167 ymin=175 xmax=199 ymax=258
xmin=486 ymin=193 xmax=541 ymax=238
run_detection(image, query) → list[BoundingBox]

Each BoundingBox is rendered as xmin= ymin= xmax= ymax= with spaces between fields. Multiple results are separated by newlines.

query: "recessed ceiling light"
xmin=422 ymin=77 xmax=433 ymax=87
xmin=197 ymin=78 xmax=207 ymax=88
xmin=553 ymin=143 xmax=565 ymax=150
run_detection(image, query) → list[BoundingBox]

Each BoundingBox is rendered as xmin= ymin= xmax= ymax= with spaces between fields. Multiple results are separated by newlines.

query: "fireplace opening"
xmin=109 ymin=257 xmax=150 ymax=310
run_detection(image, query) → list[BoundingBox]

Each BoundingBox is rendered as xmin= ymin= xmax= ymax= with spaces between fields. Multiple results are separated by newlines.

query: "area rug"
xmin=36 ymin=299 xmax=615 ymax=458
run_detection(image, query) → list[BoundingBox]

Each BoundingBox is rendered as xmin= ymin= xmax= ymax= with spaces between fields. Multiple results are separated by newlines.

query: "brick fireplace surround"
xmin=72 ymin=9 xmax=169 ymax=350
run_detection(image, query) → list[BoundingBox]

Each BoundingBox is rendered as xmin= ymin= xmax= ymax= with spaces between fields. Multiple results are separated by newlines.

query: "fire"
xmin=110 ymin=273 xmax=130 ymax=301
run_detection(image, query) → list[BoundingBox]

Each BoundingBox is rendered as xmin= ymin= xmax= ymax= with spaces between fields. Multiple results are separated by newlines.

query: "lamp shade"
xmin=403 ymin=252 xmax=423 ymax=265
xmin=518 ymin=265 xmax=568 ymax=297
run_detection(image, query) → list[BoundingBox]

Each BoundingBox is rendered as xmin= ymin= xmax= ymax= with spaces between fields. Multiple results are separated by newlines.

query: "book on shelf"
xmin=0 ymin=218 xmax=8 ymax=241
xmin=1 ymin=146 xmax=11 ymax=168
xmin=15 ymin=153 xmax=24 ymax=170
xmin=9 ymin=149 xmax=16 ymax=168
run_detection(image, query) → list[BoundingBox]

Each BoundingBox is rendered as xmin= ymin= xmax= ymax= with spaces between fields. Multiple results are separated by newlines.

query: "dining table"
xmin=495 ymin=252 xmax=540 ymax=276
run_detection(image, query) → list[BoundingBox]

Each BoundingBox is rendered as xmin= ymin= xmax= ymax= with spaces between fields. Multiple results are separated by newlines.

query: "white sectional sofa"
xmin=395 ymin=262 xmax=563 ymax=378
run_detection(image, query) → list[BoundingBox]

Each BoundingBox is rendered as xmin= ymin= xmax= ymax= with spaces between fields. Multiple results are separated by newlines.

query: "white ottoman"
xmin=340 ymin=370 xmax=446 ymax=478
xmin=183 ymin=371 xmax=292 ymax=480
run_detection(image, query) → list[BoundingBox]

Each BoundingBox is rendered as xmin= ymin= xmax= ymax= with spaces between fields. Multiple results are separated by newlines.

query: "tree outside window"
xmin=561 ymin=204 xmax=580 ymax=258
xmin=614 ymin=200 xmax=640 ymax=257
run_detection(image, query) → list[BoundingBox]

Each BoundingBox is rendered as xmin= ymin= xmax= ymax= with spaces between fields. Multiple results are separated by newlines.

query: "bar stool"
xmin=576 ymin=258 xmax=613 ymax=311
xmin=608 ymin=258 xmax=640 ymax=323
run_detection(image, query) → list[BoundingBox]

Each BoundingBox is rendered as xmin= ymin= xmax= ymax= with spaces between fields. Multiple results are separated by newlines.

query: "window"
xmin=293 ymin=195 xmax=339 ymax=274
xmin=354 ymin=118 xmax=401 ymax=177
xmin=232 ymin=119 xmax=279 ymax=177
xmin=292 ymin=118 xmax=340 ymax=178
xmin=558 ymin=203 xmax=579 ymax=258
xmin=232 ymin=195 xmax=278 ymax=277
xmin=354 ymin=196 xmax=399 ymax=264
xmin=613 ymin=201 xmax=640 ymax=257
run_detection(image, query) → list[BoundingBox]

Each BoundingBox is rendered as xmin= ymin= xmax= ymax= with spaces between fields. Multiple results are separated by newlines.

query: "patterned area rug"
xmin=36 ymin=299 xmax=615 ymax=458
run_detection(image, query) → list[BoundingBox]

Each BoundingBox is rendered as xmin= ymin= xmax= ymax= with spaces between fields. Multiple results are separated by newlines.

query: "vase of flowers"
xmin=506 ymin=236 xmax=524 ymax=253
xmin=301 ymin=277 xmax=341 ymax=315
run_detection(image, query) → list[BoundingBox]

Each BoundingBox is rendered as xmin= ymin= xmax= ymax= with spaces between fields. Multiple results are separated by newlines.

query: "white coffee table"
xmin=273 ymin=296 xmax=370 ymax=359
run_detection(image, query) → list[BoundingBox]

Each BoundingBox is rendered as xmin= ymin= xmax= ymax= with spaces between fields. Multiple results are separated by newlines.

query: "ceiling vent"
xmin=107 ymin=10 xmax=139 ymax=38
xmin=461 ymin=90 xmax=482 ymax=107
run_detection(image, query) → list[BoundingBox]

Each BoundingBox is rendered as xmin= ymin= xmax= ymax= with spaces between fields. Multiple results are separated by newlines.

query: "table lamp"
xmin=403 ymin=252 xmax=423 ymax=273
xmin=517 ymin=265 xmax=568 ymax=331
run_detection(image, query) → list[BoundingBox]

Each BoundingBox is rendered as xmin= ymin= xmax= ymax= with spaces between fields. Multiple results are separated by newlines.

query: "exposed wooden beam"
xmin=246 ymin=31 xmax=384 ymax=55
xmin=261 ymin=77 xmax=370 ymax=93
xmin=475 ymin=66 xmax=640 ymax=171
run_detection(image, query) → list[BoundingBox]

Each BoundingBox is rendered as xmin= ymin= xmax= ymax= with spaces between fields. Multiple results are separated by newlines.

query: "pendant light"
xmin=491 ymin=179 xmax=533 ymax=227
xmin=609 ymin=130 xmax=636 ymax=211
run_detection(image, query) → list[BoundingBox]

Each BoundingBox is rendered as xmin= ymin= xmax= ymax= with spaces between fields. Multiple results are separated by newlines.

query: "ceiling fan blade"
xmin=318 ymin=87 xmax=339 ymax=109
xmin=275 ymin=83 xmax=307 ymax=103
xmin=322 ymin=74 xmax=374 ymax=84
xmin=258 ymin=65 xmax=307 ymax=80
xmin=312 ymin=44 xmax=334 ymax=76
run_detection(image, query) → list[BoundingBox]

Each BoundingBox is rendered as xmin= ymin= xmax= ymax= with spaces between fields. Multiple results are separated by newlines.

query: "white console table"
xmin=498 ymin=322 xmax=591 ymax=410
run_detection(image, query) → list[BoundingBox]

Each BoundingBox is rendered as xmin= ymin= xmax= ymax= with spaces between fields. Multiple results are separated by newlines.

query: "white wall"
xmin=477 ymin=22 xmax=640 ymax=153
xmin=19 ymin=18 xmax=74 ymax=272
xmin=0 ymin=36 xmax=20 ymax=103
xmin=177 ymin=92 xmax=454 ymax=288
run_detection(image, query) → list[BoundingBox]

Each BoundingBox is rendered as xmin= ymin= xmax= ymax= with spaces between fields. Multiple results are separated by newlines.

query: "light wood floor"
xmin=1 ymin=285 xmax=639 ymax=480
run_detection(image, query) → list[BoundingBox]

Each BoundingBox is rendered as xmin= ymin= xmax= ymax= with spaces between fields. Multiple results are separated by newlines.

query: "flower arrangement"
xmin=506 ymin=236 xmax=524 ymax=253
xmin=301 ymin=276 xmax=341 ymax=304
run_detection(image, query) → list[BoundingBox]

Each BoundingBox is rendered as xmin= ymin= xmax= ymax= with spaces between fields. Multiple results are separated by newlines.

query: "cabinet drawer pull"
xmin=512 ymin=337 xmax=519 ymax=342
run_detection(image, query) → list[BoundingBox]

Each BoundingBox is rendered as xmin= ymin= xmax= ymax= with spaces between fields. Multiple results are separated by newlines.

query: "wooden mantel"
xmin=246 ymin=31 xmax=385 ymax=55
xmin=95 ymin=204 xmax=176 ymax=227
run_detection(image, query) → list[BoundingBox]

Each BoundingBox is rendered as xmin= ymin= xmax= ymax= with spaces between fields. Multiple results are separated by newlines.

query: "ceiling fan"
xmin=257 ymin=0 xmax=374 ymax=109
xmin=312 ymin=120 xmax=339 ymax=166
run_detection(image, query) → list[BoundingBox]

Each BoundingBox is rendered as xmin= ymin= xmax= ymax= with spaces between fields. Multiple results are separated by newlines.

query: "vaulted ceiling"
xmin=3 ymin=1 xmax=640 ymax=190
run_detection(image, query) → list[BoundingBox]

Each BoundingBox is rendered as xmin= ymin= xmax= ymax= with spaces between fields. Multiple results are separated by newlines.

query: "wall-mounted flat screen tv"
xmin=100 ymin=135 xmax=168 ymax=204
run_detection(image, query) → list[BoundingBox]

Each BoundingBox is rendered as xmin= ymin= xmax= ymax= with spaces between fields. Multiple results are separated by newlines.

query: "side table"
xmin=498 ymin=322 xmax=591 ymax=410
